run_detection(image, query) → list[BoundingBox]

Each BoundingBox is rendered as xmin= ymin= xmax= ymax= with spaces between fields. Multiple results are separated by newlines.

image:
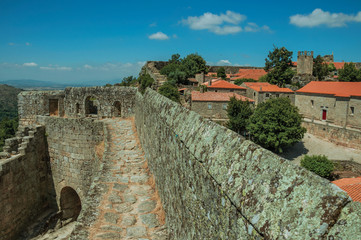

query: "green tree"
xmin=168 ymin=68 xmax=188 ymax=84
xmin=0 ymin=117 xmax=18 ymax=151
xmin=181 ymin=53 xmax=207 ymax=77
xmin=158 ymin=82 xmax=180 ymax=102
xmin=264 ymin=46 xmax=295 ymax=87
xmin=234 ymin=78 xmax=256 ymax=86
xmin=328 ymin=63 xmax=336 ymax=72
xmin=138 ymin=74 xmax=154 ymax=94
xmin=338 ymin=62 xmax=361 ymax=82
xmin=115 ymin=76 xmax=137 ymax=86
xmin=217 ymin=67 xmax=227 ymax=79
xmin=247 ymin=97 xmax=306 ymax=153
xmin=313 ymin=55 xmax=329 ymax=81
xmin=301 ymin=155 xmax=334 ymax=179
xmin=226 ymin=97 xmax=253 ymax=134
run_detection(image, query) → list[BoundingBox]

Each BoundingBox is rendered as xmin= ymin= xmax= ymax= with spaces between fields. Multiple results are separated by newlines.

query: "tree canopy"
xmin=226 ymin=97 xmax=253 ymax=135
xmin=247 ymin=97 xmax=306 ymax=153
xmin=264 ymin=46 xmax=295 ymax=87
xmin=338 ymin=62 xmax=361 ymax=82
xmin=160 ymin=53 xmax=207 ymax=85
xmin=138 ymin=73 xmax=154 ymax=94
xmin=158 ymin=82 xmax=180 ymax=103
xmin=217 ymin=67 xmax=227 ymax=79
xmin=0 ymin=117 xmax=18 ymax=152
xmin=313 ymin=55 xmax=329 ymax=81
xmin=115 ymin=76 xmax=138 ymax=87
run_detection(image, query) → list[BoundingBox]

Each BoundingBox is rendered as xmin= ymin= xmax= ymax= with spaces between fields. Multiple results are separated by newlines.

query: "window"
xmin=276 ymin=94 xmax=280 ymax=97
xmin=215 ymin=90 xmax=218 ymax=92
xmin=208 ymin=103 xmax=212 ymax=109
xmin=222 ymin=104 xmax=227 ymax=110
xmin=253 ymin=92 xmax=256 ymax=97
xmin=311 ymin=100 xmax=314 ymax=108
xmin=350 ymin=106 xmax=355 ymax=115
xmin=265 ymin=93 xmax=270 ymax=97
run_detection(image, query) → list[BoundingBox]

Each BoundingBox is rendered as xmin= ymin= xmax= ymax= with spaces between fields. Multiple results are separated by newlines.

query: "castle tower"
xmin=297 ymin=51 xmax=313 ymax=75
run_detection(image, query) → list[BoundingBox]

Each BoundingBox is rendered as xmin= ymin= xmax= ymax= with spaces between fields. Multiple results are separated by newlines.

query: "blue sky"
xmin=1 ymin=0 xmax=361 ymax=84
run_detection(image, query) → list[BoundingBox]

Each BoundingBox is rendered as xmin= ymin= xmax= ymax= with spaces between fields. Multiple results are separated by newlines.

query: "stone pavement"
xmin=89 ymin=118 xmax=168 ymax=240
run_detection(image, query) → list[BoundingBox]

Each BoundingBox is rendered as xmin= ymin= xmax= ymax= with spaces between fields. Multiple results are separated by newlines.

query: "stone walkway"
xmin=89 ymin=119 xmax=168 ymax=240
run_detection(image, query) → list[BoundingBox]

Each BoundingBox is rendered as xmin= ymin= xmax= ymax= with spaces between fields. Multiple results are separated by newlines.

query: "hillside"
xmin=0 ymin=84 xmax=22 ymax=120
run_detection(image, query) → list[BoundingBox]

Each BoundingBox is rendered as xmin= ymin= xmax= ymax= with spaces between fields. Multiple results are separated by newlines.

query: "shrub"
xmin=301 ymin=155 xmax=334 ymax=179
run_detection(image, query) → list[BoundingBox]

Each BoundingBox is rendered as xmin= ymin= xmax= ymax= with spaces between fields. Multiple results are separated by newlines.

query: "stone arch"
xmin=85 ymin=96 xmax=98 ymax=115
xmin=113 ymin=101 xmax=122 ymax=117
xmin=60 ymin=187 xmax=82 ymax=221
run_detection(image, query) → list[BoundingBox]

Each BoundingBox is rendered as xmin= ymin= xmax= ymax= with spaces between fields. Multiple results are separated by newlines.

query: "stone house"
xmin=191 ymin=91 xmax=254 ymax=121
xmin=295 ymin=81 xmax=361 ymax=129
xmin=203 ymin=79 xmax=247 ymax=95
xmin=241 ymin=82 xmax=295 ymax=105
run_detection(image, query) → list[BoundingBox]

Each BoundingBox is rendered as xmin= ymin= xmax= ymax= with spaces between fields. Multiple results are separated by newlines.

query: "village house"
xmin=191 ymin=91 xmax=254 ymax=121
xmin=241 ymin=82 xmax=295 ymax=105
xmin=203 ymin=79 xmax=247 ymax=95
xmin=295 ymin=81 xmax=361 ymax=129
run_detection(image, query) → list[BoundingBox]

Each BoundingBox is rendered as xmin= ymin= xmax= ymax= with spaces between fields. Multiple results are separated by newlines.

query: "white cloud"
xmin=290 ymin=9 xmax=361 ymax=27
xmin=217 ymin=60 xmax=232 ymax=65
xmin=23 ymin=62 xmax=38 ymax=67
xmin=244 ymin=22 xmax=271 ymax=32
xmin=148 ymin=32 xmax=170 ymax=40
xmin=182 ymin=10 xmax=245 ymax=35
xmin=25 ymin=42 xmax=31 ymax=46
xmin=40 ymin=66 xmax=72 ymax=71
xmin=84 ymin=64 xmax=93 ymax=69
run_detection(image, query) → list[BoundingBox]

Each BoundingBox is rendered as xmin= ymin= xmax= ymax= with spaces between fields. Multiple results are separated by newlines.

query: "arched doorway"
xmin=113 ymin=101 xmax=121 ymax=117
xmin=60 ymin=187 xmax=81 ymax=221
xmin=85 ymin=96 xmax=98 ymax=115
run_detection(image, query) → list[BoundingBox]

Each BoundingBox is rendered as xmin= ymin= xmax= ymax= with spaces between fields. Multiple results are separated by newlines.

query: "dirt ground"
xmin=280 ymin=133 xmax=361 ymax=165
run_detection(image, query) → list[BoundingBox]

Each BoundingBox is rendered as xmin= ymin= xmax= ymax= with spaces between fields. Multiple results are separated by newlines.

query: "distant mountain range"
xmin=0 ymin=79 xmax=124 ymax=90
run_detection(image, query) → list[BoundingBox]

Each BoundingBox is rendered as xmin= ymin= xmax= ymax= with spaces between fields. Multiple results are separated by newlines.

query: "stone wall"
xmin=296 ymin=93 xmax=361 ymax=129
xmin=297 ymin=51 xmax=313 ymax=75
xmin=302 ymin=119 xmax=361 ymax=150
xmin=191 ymin=101 xmax=229 ymax=120
xmin=0 ymin=126 xmax=55 ymax=240
xmin=135 ymin=88 xmax=361 ymax=239
xmin=18 ymin=91 xmax=65 ymax=126
xmin=64 ymin=86 xmax=136 ymax=118
xmin=36 ymin=116 xmax=105 ymax=205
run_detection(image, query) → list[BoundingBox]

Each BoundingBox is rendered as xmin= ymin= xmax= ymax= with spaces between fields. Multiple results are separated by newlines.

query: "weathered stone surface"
xmin=134 ymin=89 xmax=357 ymax=239
xmin=121 ymin=215 xmax=136 ymax=226
xmin=138 ymin=200 xmax=156 ymax=213
xmin=100 ymin=225 xmax=123 ymax=232
xmin=327 ymin=202 xmax=361 ymax=238
xmin=126 ymin=226 xmax=147 ymax=238
xmin=140 ymin=213 xmax=159 ymax=228
xmin=95 ymin=232 xmax=122 ymax=239
xmin=104 ymin=212 xmax=119 ymax=224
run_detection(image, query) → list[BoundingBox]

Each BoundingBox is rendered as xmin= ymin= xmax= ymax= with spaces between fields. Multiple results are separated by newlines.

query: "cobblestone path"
xmin=89 ymin=118 xmax=168 ymax=240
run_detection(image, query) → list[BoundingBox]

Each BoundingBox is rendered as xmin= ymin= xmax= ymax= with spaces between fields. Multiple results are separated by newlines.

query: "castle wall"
xmin=36 ymin=116 xmax=105 ymax=206
xmin=0 ymin=126 xmax=55 ymax=240
xmin=64 ymin=86 xmax=136 ymax=118
xmin=297 ymin=51 xmax=313 ymax=75
xmin=302 ymin=119 xmax=361 ymax=150
xmin=18 ymin=91 xmax=65 ymax=126
xmin=135 ymin=88 xmax=360 ymax=239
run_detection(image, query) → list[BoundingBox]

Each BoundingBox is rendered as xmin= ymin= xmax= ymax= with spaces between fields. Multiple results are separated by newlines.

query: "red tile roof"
xmin=243 ymin=82 xmax=294 ymax=93
xmin=203 ymin=80 xmax=246 ymax=90
xmin=231 ymin=69 xmax=267 ymax=81
xmin=296 ymin=81 xmax=361 ymax=97
xmin=332 ymin=177 xmax=361 ymax=202
xmin=191 ymin=91 xmax=254 ymax=102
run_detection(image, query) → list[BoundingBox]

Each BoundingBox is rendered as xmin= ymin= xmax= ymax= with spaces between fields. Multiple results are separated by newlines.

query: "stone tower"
xmin=297 ymin=51 xmax=313 ymax=75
